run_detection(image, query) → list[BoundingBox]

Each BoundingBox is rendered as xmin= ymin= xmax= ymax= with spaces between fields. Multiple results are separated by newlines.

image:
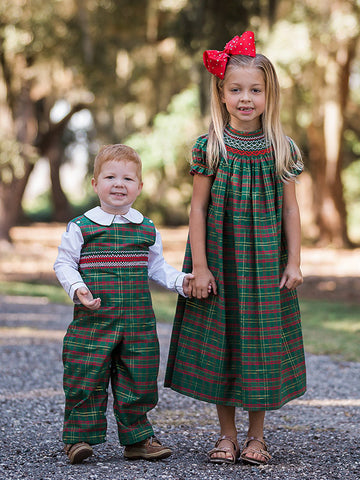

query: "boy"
xmin=54 ymin=144 xmax=192 ymax=464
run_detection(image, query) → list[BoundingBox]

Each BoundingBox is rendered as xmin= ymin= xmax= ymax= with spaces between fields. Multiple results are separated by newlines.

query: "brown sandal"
xmin=208 ymin=435 xmax=240 ymax=464
xmin=240 ymin=436 xmax=271 ymax=465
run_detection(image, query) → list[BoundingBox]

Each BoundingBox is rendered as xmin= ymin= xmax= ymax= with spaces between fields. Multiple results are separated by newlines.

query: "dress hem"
xmin=164 ymin=385 xmax=307 ymax=412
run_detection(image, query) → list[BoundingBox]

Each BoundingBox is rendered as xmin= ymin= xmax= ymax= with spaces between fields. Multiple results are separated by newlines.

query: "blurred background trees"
xmin=0 ymin=0 xmax=359 ymax=246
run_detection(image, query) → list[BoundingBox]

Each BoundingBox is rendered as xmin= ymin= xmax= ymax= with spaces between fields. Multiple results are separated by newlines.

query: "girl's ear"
xmin=219 ymin=88 xmax=225 ymax=103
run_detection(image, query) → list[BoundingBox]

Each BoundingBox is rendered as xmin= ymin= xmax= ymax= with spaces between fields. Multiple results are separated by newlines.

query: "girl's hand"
xmin=76 ymin=287 xmax=101 ymax=310
xmin=191 ymin=268 xmax=217 ymax=299
xmin=279 ymin=263 xmax=303 ymax=290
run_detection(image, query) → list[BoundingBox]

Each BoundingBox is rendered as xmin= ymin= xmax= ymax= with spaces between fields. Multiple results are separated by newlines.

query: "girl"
xmin=164 ymin=32 xmax=306 ymax=465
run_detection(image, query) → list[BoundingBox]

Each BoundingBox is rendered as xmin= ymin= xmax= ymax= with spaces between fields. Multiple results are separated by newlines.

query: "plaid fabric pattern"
xmin=63 ymin=216 xmax=159 ymax=445
xmin=165 ymin=125 xmax=306 ymax=410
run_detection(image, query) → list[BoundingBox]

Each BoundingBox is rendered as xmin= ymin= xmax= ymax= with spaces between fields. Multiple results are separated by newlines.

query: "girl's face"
xmin=221 ymin=66 xmax=265 ymax=132
xmin=91 ymin=160 xmax=143 ymax=215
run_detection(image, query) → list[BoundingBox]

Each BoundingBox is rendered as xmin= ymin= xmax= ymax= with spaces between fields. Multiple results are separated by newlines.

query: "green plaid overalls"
xmin=62 ymin=215 xmax=159 ymax=446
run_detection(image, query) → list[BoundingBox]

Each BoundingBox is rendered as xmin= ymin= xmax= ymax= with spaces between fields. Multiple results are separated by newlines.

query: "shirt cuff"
xmin=174 ymin=273 xmax=187 ymax=297
xmin=69 ymin=281 xmax=87 ymax=304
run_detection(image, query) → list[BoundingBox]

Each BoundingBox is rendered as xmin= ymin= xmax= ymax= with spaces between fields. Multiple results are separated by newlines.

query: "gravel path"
xmin=0 ymin=295 xmax=359 ymax=480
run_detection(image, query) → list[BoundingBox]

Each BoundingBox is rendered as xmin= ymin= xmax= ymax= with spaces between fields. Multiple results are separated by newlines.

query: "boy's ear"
xmin=132 ymin=181 xmax=143 ymax=205
xmin=91 ymin=177 xmax=97 ymax=192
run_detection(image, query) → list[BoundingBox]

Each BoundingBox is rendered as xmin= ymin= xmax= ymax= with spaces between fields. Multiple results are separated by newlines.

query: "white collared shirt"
xmin=54 ymin=206 xmax=186 ymax=302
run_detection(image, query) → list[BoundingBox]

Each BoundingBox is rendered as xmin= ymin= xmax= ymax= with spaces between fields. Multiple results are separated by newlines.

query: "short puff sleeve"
xmin=288 ymin=137 xmax=303 ymax=177
xmin=190 ymin=134 xmax=214 ymax=176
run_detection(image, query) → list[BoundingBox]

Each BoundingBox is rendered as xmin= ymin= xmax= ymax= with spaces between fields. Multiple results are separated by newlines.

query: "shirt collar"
xmin=84 ymin=206 xmax=144 ymax=225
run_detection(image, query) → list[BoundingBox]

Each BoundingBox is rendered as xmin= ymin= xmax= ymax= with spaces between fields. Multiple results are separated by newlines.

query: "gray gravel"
xmin=0 ymin=295 xmax=359 ymax=480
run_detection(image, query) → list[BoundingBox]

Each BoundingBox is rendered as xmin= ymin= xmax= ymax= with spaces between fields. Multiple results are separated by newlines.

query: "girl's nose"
xmin=240 ymin=90 xmax=250 ymax=101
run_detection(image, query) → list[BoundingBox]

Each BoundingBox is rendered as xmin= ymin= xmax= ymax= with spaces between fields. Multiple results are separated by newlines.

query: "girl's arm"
xmin=280 ymin=180 xmax=303 ymax=290
xmin=189 ymin=174 xmax=217 ymax=298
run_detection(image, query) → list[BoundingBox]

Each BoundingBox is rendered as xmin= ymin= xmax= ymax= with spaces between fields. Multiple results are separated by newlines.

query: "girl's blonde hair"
xmin=93 ymin=144 xmax=142 ymax=181
xmin=207 ymin=53 xmax=302 ymax=180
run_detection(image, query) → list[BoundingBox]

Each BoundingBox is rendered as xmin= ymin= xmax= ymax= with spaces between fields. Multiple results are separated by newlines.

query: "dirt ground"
xmin=0 ymin=223 xmax=359 ymax=304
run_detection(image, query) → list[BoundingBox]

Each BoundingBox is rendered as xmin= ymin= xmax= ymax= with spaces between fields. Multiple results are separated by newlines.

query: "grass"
xmin=300 ymin=299 xmax=360 ymax=362
xmin=150 ymin=289 xmax=179 ymax=323
xmin=1 ymin=282 xmax=359 ymax=362
xmin=0 ymin=281 xmax=72 ymax=305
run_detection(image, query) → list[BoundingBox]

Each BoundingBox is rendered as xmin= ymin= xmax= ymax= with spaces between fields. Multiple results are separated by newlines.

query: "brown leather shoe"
xmin=64 ymin=442 xmax=93 ymax=464
xmin=124 ymin=436 xmax=172 ymax=460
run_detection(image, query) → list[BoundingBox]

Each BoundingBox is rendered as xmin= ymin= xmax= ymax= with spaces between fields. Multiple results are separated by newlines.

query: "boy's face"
xmin=91 ymin=160 xmax=143 ymax=215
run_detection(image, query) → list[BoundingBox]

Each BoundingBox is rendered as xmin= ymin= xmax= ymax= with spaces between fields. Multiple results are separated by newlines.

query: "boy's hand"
xmin=76 ymin=287 xmax=101 ymax=310
xmin=182 ymin=273 xmax=194 ymax=297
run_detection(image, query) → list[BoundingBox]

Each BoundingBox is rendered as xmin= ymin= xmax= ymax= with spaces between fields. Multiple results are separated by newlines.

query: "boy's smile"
xmin=91 ymin=160 xmax=143 ymax=215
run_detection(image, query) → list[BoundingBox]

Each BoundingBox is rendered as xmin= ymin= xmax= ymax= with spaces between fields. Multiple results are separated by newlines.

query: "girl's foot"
xmin=240 ymin=437 xmax=271 ymax=465
xmin=208 ymin=435 xmax=240 ymax=464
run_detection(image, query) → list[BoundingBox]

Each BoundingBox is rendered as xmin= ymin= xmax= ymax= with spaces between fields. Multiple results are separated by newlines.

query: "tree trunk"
xmin=37 ymin=103 xmax=88 ymax=222
xmin=48 ymin=143 xmax=73 ymax=222
xmin=0 ymin=161 xmax=34 ymax=241
xmin=0 ymin=95 xmax=87 ymax=241
xmin=307 ymin=36 xmax=358 ymax=247
xmin=0 ymin=79 xmax=37 ymax=242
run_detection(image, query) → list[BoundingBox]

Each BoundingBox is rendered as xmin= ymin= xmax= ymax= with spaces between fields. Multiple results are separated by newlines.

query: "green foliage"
xmin=1 ymin=0 xmax=360 ymax=242
xmin=343 ymin=159 xmax=360 ymax=203
xmin=0 ymin=138 xmax=24 ymax=183
xmin=126 ymin=87 xmax=200 ymax=171
xmin=22 ymin=190 xmax=54 ymax=222
xmin=342 ymin=158 xmax=360 ymax=241
xmin=23 ymin=188 xmax=99 ymax=223
xmin=0 ymin=137 xmax=37 ymax=183
xmin=125 ymin=87 xmax=202 ymax=224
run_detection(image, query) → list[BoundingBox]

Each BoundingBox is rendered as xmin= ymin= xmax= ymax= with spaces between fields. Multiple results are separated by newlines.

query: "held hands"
xmin=279 ymin=263 xmax=303 ymax=290
xmin=189 ymin=268 xmax=217 ymax=299
xmin=76 ymin=287 xmax=101 ymax=310
xmin=182 ymin=273 xmax=195 ymax=297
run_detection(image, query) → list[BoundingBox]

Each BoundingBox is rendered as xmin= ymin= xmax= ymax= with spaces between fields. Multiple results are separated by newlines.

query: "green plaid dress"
xmin=63 ymin=216 xmax=159 ymax=445
xmin=165 ymin=125 xmax=306 ymax=411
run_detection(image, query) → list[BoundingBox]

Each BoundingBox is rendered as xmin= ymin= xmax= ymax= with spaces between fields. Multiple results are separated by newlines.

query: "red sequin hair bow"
xmin=203 ymin=31 xmax=256 ymax=79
